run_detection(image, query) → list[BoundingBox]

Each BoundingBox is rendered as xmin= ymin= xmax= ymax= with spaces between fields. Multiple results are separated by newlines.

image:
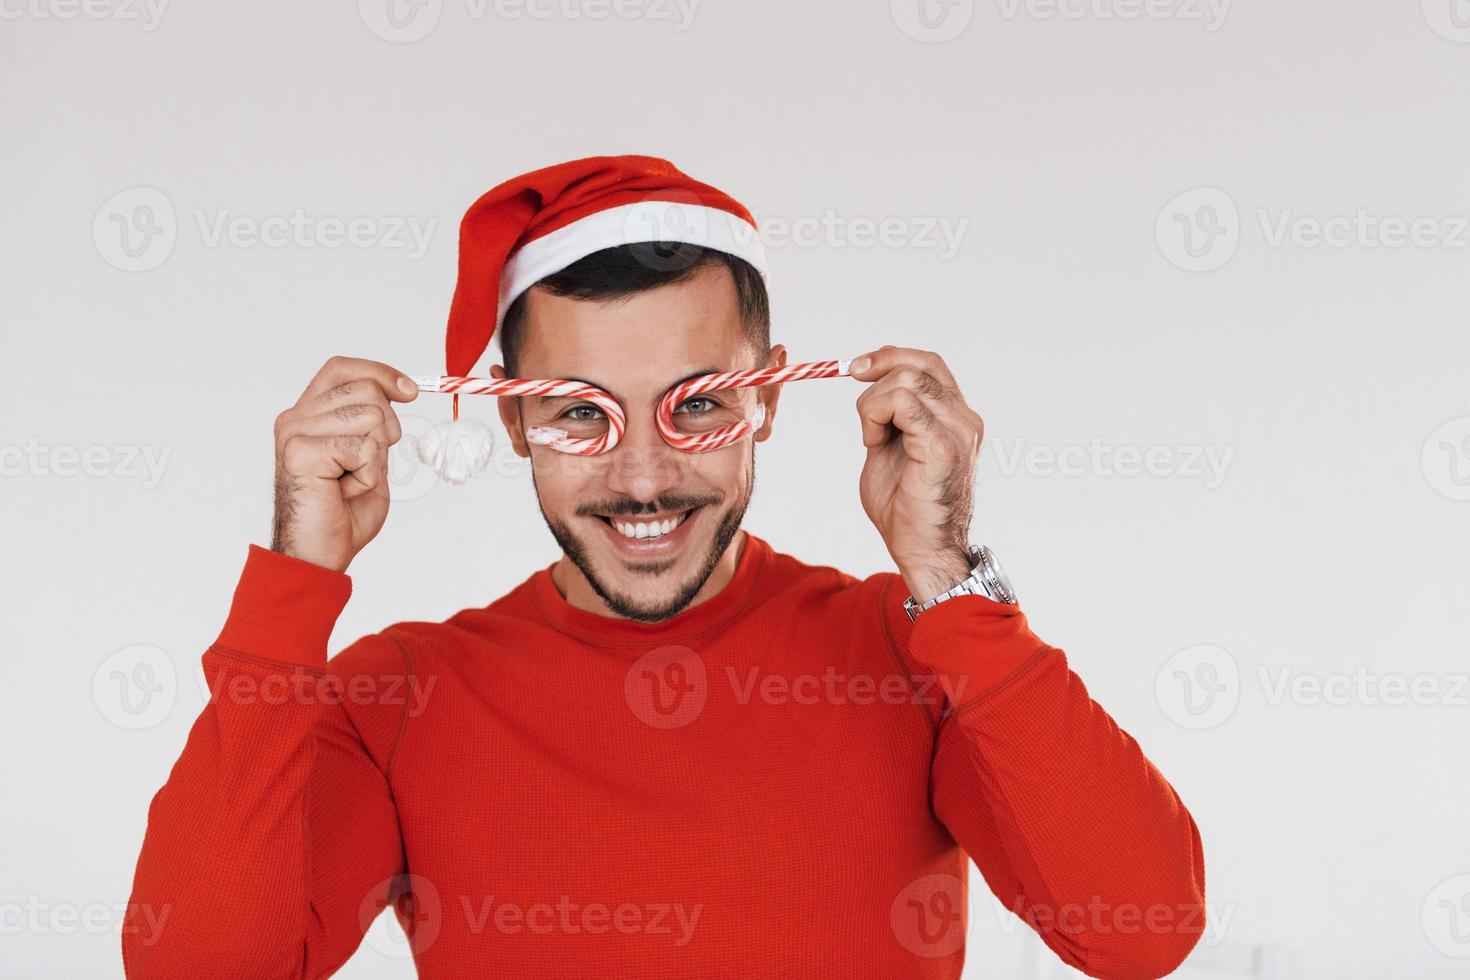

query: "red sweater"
xmin=123 ymin=532 xmax=1205 ymax=979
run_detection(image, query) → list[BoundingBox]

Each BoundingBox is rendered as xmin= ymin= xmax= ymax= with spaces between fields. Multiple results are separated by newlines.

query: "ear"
xmin=491 ymin=363 xmax=531 ymax=457
xmin=751 ymin=343 xmax=787 ymax=443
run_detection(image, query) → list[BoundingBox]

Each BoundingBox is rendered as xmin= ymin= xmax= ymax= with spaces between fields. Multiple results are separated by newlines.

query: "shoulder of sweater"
xmin=762 ymin=544 xmax=910 ymax=628
xmin=325 ymin=572 xmax=546 ymax=668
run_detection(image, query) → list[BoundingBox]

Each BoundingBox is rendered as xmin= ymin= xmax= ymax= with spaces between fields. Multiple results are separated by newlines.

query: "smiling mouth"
xmin=593 ymin=507 xmax=698 ymax=541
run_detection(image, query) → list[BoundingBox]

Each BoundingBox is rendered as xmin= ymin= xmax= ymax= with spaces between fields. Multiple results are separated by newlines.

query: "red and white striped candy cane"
xmin=413 ymin=358 xmax=852 ymax=456
xmin=412 ymin=374 xmax=627 ymax=455
xmin=655 ymin=359 xmax=852 ymax=453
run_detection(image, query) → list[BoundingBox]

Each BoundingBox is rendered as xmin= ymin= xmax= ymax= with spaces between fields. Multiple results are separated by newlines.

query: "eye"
xmin=675 ymin=396 xmax=719 ymax=415
xmin=559 ymin=404 xmax=607 ymax=423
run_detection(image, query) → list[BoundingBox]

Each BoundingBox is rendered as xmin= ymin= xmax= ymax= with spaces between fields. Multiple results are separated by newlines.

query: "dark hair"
xmin=498 ymin=243 xmax=770 ymax=376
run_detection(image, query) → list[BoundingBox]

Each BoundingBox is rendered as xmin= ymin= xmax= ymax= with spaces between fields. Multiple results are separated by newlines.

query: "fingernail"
xmin=398 ymin=377 xmax=417 ymax=395
xmin=850 ymin=356 xmax=870 ymax=374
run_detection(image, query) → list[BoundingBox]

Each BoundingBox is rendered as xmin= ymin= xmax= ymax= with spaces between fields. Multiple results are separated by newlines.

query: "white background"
xmin=3 ymin=1 xmax=1468 ymax=977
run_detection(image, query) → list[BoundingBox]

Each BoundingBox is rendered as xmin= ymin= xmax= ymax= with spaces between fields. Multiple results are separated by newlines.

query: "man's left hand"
xmin=850 ymin=345 xmax=984 ymax=602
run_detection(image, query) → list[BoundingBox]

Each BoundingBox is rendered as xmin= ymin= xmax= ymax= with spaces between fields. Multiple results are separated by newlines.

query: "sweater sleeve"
xmin=122 ymin=546 xmax=408 ymax=980
xmin=883 ymin=578 xmax=1206 ymax=980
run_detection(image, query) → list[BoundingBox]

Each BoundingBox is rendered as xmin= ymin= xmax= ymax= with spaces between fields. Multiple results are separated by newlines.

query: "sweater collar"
xmin=529 ymin=530 xmax=774 ymax=648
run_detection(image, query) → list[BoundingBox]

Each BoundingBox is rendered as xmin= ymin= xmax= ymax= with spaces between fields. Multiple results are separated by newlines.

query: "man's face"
xmin=494 ymin=262 xmax=784 ymax=623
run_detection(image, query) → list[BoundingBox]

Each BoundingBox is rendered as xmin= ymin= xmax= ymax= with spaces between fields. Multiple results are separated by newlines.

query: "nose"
xmin=601 ymin=404 xmax=688 ymax=505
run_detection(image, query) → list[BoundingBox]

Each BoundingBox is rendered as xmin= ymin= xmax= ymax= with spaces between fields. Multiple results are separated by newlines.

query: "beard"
xmin=535 ymin=451 xmax=756 ymax=624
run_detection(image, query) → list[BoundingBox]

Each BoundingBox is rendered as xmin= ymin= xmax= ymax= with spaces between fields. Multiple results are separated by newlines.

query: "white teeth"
xmin=612 ymin=510 xmax=688 ymax=540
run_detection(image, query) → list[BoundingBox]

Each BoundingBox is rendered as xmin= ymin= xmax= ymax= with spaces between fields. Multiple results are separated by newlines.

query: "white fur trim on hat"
xmin=497 ymin=201 xmax=768 ymax=329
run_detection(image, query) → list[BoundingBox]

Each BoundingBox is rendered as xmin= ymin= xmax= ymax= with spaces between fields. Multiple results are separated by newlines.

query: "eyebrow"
xmin=549 ymin=367 xmax=724 ymax=400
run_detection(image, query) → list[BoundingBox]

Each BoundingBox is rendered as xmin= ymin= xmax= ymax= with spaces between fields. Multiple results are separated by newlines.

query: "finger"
xmin=857 ymin=384 xmax=945 ymax=451
xmin=300 ymin=378 xmax=397 ymax=417
xmin=856 ymin=364 xmax=959 ymax=409
xmin=848 ymin=346 xmax=958 ymax=389
xmin=345 ymin=461 xmax=393 ymax=508
xmin=281 ymin=401 xmax=403 ymax=446
xmin=858 ymin=384 xmax=980 ymax=475
xmin=340 ymin=440 xmax=389 ymax=500
xmin=296 ymin=383 xmax=403 ymax=438
xmin=281 ymin=433 xmax=384 ymax=485
xmin=855 ymin=369 xmax=963 ymax=443
xmin=855 ymin=364 xmax=983 ymax=450
xmin=297 ymin=356 xmax=419 ymax=408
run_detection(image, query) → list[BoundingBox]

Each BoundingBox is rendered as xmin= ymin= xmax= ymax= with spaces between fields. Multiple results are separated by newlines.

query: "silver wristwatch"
xmin=902 ymin=545 xmax=1017 ymax=622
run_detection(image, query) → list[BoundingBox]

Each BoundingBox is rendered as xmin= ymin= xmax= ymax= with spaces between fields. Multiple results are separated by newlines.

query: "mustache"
xmin=577 ymin=494 xmax=721 ymax=518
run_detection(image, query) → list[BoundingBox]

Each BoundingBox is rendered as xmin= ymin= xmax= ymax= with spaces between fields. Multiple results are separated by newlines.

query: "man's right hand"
xmin=271 ymin=356 xmax=420 ymax=573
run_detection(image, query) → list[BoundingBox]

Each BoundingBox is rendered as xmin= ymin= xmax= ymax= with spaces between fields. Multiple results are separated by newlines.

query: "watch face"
xmin=979 ymin=547 xmax=1016 ymax=602
xmin=992 ymin=563 xmax=1015 ymax=601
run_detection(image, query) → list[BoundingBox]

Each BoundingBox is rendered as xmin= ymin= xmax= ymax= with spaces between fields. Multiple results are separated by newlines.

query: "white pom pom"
xmin=414 ymin=418 xmax=495 ymax=485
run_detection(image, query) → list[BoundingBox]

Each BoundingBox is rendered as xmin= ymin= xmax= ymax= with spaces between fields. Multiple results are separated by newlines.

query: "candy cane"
xmin=411 ymin=358 xmax=852 ymax=466
xmin=654 ymin=359 xmax=852 ymax=453
xmin=412 ymin=374 xmax=627 ymax=455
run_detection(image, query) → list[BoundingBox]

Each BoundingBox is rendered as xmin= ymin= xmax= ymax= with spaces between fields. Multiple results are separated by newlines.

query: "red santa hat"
xmin=444 ymin=154 xmax=769 ymax=378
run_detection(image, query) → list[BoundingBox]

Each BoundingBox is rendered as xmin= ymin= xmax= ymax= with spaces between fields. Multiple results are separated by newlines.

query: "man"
xmin=123 ymin=156 xmax=1205 ymax=979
